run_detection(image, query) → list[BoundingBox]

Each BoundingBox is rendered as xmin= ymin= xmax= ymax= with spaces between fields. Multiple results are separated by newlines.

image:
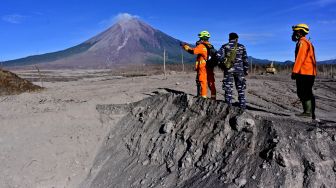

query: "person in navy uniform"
xmin=217 ymin=32 xmax=249 ymax=110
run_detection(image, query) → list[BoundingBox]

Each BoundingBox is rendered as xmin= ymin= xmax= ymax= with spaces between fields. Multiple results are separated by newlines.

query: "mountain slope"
xmin=3 ymin=18 xmax=193 ymax=69
xmin=2 ymin=42 xmax=96 ymax=67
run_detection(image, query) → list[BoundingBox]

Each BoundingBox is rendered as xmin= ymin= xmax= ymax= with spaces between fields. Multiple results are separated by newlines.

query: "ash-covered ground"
xmin=81 ymin=89 xmax=336 ymax=188
xmin=0 ymin=70 xmax=335 ymax=188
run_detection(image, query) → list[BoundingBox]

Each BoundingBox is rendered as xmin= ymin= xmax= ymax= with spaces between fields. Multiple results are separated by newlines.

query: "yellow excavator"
xmin=265 ymin=62 xmax=277 ymax=74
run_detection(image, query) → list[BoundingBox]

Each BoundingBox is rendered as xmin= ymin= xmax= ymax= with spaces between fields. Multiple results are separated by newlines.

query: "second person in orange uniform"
xmin=291 ymin=23 xmax=317 ymax=120
xmin=180 ymin=31 xmax=216 ymax=99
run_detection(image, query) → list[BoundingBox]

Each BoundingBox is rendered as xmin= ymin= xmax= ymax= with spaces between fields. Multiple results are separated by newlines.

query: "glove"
xmin=291 ymin=73 xmax=297 ymax=80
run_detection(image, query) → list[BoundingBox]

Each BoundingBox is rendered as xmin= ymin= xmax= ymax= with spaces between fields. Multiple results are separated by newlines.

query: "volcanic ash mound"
xmin=0 ymin=69 xmax=42 ymax=96
xmin=81 ymin=90 xmax=336 ymax=188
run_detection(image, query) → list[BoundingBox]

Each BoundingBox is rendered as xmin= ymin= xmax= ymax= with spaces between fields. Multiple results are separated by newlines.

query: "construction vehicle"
xmin=265 ymin=62 xmax=277 ymax=74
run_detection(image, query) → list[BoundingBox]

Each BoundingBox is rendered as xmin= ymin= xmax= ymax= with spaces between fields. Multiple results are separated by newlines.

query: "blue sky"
xmin=1 ymin=0 xmax=336 ymax=61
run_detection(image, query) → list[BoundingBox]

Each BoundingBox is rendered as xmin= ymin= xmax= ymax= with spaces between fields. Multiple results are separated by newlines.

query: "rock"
xmin=232 ymin=116 xmax=255 ymax=132
xmin=275 ymin=153 xmax=287 ymax=167
xmin=319 ymin=152 xmax=327 ymax=160
xmin=139 ymin=117 xmax=144 ymax=123
xmin=246 ymin=118 xmax=255 ymax=126
xmin=160 ymin=121 xmax=174 ymax=134
xmin=252 ymin=175 xmax=256 ymax=180
xmin=186 ymin=156 xmax=192 ymax=164
xmin=332 ymin=135 xmax=336 ymax=141
xmin=316 ymin=132 xmax=323 ymax=139
xmin=142 ymin=160 xmax=149 ymax=166
xmin=303 ymin=160 xmax=316 ymax=172
xmin=176 ymin=82 xmax=180 ymax=85
xmin=272 ymin=138 xmax=279 ymax=143
xmin=234 ymin=178 xmax=247 ymax=187
xmin=261 ymin=162 xmax=268 ymax=169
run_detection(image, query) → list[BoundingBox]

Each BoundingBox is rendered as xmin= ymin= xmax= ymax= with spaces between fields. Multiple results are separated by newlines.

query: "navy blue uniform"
xmin=217 ymin=39 xmax=249 ymax=108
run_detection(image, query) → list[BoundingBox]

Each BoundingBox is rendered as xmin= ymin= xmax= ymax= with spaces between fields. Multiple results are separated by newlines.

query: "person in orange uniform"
xmin=180 ymin=31 xmax=216 ymax=99
xmin=291 ymin=23 xmax=317 ymax=120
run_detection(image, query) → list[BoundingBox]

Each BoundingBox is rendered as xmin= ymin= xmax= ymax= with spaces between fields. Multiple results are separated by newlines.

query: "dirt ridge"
xmin=80 ymin=90 xmax=336 ymax=188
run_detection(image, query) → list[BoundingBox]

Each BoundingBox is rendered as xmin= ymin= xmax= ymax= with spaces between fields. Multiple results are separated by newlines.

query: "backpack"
xmin=202 ymin=43 xmax=219 ymax=68
xmin=219 ymin=41 xmax=238 ymax=70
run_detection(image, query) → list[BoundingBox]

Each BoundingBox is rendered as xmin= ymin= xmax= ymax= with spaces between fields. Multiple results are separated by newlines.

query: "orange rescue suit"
xmin=293 ymin=37 xmax=317 ymax=76
xmin=183 ymin=42 xmax=216 ymax=98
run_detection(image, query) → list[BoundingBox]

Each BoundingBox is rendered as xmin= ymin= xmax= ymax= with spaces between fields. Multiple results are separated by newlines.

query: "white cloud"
xmin=314 ymin=0 xmax=336 ymax=6
xmin=115 ymin=13 xmax=139 ymax=21
xmin=318 ymin=20 xmax=336 ymax=24
xmin=2 ymin=14 xmax=27 ymax=24
xmin=99 ymin=13 xmax=139 ymax=27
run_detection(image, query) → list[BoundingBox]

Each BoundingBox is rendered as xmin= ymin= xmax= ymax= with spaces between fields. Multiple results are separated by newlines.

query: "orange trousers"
xmin=207 ymin=67 xmax=216 ymax=99
xmin=196 ymin=63 xmax=216 ymax=99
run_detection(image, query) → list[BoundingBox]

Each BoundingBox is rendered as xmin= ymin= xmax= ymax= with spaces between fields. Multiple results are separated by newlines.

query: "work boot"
xmin=295 ymin=100 xmax=312 ymax=118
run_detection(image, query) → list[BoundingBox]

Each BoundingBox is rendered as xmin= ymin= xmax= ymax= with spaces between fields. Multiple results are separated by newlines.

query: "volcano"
xmin=3 ymin=18 xmax=192 ymax=69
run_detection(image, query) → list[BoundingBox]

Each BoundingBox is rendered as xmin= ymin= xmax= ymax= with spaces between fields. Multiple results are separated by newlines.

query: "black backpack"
xmin=202 ymin=43 xmax=219 ymax=68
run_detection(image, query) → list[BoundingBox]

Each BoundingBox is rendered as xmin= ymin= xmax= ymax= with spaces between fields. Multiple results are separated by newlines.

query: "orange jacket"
xmin=183 ymin=42 xmax=208 ymax=69
xmin=292 ymin=37 xmax=317 ymax=76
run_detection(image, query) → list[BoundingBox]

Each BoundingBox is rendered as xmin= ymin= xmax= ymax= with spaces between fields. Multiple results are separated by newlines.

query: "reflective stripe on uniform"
xmin=196 ymin=60 xmax=206 ymax=66
xmin=199 ymin=60 xmax=206 ymax=64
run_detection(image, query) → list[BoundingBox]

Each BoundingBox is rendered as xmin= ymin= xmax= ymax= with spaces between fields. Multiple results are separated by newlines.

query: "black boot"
xmin=296 ymin=100 xmax=312 ymax=118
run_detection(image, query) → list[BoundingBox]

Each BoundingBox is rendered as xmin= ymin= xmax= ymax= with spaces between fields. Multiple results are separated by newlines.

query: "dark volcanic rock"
xmin=81 ymin=90 xmax=336 ymax=188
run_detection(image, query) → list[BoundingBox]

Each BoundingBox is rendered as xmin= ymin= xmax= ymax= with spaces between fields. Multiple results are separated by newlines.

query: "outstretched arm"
xmin=180 ymin=42 xmax=194 ymax=54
